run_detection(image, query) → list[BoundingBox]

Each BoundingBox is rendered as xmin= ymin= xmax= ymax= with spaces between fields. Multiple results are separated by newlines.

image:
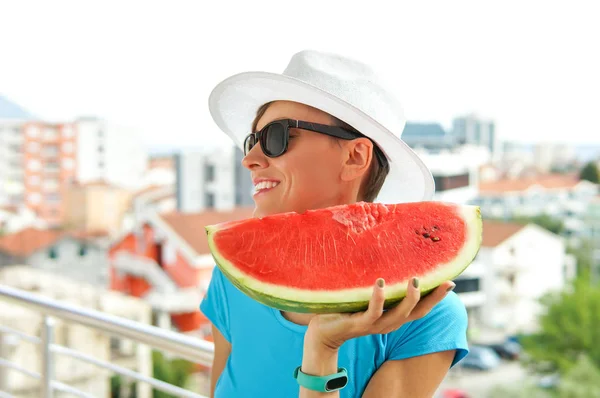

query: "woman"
xmin=201 ymin=50 xmax=469 ymax=397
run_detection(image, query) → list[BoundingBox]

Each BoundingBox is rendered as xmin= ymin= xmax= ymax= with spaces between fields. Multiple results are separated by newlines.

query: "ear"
xmin=340 ymin=138 xmax=373 ymax=182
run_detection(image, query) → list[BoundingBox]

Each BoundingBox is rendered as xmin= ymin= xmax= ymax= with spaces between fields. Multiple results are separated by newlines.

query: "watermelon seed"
xmin=422 ymin=233 xmax=430 ymax=238
xmin=432 ymin=237 xmax=441 ymax=242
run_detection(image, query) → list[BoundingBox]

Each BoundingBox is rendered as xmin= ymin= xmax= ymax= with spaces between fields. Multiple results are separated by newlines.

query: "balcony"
xmin=0 ymin=285 xmax=214 ymax=398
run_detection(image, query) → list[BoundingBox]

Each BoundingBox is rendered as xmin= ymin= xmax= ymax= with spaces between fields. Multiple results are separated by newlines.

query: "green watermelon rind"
xmin=206 ymin=205 xmax=482 ymax=314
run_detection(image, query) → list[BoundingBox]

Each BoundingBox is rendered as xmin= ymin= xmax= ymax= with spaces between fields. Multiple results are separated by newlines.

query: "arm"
xmin=209 ymin=325 xmax=232 ymax=398
xmin=299 ymin=339 xmax=455 ymax=398
xmin=299 ymin=277 xmax=457 ymax=397
xmin=362 ymin=350 xmax=455 ymax=398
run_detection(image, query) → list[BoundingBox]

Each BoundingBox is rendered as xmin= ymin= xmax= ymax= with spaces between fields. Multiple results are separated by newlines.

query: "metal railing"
xmin=0 ymin=284 xmax=215 ymax=398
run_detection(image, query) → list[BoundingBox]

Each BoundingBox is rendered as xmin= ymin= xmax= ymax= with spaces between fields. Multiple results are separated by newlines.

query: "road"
xmin=437 ymin=362 xmax=527 ymax=397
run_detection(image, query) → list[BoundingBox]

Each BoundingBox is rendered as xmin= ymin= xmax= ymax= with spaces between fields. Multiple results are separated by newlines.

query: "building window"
xmin=27 ymin=142 xmax=40 ymax=153
xmin=205 ymin=163 xmax=215 ymax=182
xmin=433 ymin=173 xmax=470 ymax=192
xmin=62 ymin=142 xmax=74 ymax=153
xmin=27 ymin=192 xmax=41 ymax=205
xmin=27 ymin=126 xmax=40 ymax=138
xmin=205 ymin=192 xmax=215 ymax=208
xmin=42 ymin=145 xmax=59 ymax=158
xmin=62 ymin=158 xmax=74 ymax=170
xmin=48 ymin=247 xmax=58 ymax=259
xmin=45 ymin=193 xmax=61 ymax=203
xmin=43 ymin=128 xmax=58 ymax=141
xmin=98 ymin=145 xmax=104 ymax=153
xmin=62 ymin=126 xmax=74 ymax=138
xmin=29 ymin=176 xmax=41 ymax=186
xmin=28 ymin=159 xmax=41 ymax=171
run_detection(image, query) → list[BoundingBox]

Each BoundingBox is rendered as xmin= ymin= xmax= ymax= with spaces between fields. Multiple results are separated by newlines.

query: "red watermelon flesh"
xmin=206 ymin=201 xmax=482 ymax=313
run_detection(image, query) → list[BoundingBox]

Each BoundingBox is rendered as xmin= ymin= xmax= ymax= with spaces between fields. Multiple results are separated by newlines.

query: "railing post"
xmin=40 ymin=316 xmax=55 ymax=398
xmin=0 ymin=332 xmax=18 ymax=392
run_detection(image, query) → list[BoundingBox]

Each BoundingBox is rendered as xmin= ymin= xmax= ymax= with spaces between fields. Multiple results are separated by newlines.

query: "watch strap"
xmin=293 ymin=366 xmax=348 ymax=392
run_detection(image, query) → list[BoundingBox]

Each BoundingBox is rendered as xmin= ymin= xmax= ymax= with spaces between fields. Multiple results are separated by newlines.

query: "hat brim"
xmin=208 ymin=71 xmax=434 ymax=203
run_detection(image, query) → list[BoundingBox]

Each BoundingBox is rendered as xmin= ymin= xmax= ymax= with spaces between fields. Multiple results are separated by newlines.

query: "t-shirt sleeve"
xmin=386 ymin=291 xmax=469 ymax=368
xmin=199 ymin=266 xmax=232 ymax=343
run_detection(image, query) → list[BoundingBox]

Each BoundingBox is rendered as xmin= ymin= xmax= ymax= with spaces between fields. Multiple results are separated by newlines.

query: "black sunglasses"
xmin=244 ymin=119 xmax=388 ymax=168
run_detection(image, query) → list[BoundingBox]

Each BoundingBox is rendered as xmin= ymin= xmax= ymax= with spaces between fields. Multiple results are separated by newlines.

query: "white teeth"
xmin=254 ymin=181 xmax=279 ymax=193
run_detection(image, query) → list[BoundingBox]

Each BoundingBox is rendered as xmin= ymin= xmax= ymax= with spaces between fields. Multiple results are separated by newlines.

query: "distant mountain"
xmin=0 ymin=95 xmax=34 ymax=120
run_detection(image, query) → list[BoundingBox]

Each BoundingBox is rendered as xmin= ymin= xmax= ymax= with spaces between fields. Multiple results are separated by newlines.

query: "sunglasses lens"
xmin=244 ymin=135 xmax=256 ymax=155
xmin=263 ymin=123 xmax=286 ymax=156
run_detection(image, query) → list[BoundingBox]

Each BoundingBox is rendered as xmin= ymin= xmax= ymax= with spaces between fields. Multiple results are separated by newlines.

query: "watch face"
xmin=326 ymin=375 xmax=348 ymax=391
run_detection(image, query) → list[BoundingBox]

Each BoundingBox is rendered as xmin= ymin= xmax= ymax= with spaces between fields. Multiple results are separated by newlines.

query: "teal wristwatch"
xmin=293 ymin=366 xmax=348 ymax=392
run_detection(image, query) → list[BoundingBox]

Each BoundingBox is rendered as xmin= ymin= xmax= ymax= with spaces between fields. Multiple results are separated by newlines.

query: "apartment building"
xmin=17 ymin=118 xmax=147 ymax=227
xmin=175 ymin=146 xmax=253 ymax=213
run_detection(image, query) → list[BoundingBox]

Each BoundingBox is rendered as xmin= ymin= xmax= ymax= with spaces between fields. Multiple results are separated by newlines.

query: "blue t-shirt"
xmin=200 ymin=266 xmax=469 ymax=398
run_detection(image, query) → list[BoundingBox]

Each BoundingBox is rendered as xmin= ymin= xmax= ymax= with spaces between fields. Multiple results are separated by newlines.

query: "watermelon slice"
xmin=205 ymin=202 xmax=482 ymax=313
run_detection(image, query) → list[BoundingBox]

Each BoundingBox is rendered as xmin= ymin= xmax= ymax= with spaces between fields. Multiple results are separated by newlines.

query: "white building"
xmin=414 ymin=146 xmax=489 ymax=204
xmin=0 ymin=227 xmax=109 ymax=287
xmin=456 ymin=220 xmax=575 ymax=339
xmin=175 ymin=146 xmax=253 ymax=213
xmin=0 ymin=266 xmax=152 ymax=398
xmin=0 ymin=95 xmax=32 ymax=207
xmin=0 ymin=205 xmax=47 ymax=234
xmin=533 ymin=142 xmax=578 ymax=173
xmin=74 ymin=117 xmax=148 ymax=190
xmin=473 ymin=174 xmax=599 ymax=242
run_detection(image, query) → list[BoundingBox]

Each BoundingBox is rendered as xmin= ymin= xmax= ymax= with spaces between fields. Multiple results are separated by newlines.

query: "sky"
xmin=0 ymin=0 xmax=598 ymax=153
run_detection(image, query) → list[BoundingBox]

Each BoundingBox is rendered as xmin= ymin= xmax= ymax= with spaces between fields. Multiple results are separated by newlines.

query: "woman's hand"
xmin=305 ymin=277 xmax=456 ymax=352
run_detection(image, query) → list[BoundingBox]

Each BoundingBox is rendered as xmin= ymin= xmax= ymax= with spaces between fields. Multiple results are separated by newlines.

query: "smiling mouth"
xmin=253 ymin=180 xmax=280 ymax=196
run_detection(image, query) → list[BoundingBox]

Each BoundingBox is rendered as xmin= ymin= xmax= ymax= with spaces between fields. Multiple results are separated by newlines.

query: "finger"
xmin=374 ymin=277 xmax=421 ymax=331
xmin=407 ymin=281 xmax=455 ymax=321
xmin=360 ymin=278 xmax=386 ymax=324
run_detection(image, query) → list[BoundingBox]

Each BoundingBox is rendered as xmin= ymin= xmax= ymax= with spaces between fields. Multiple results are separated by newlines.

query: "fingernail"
xmin=446 ymin=284 xmax=455 ymax=293
xmin=377 ymin=278 xmax=385 ymax=288
xmin=412 ymin=277 xmax=419 ymax=289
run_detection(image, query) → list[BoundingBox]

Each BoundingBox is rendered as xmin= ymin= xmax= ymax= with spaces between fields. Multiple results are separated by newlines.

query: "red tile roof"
xmin=0 ymin=205 xmax=18 ymax=214
xmin=160 ymin=208 xmax=255 ymax=255
xmin=479 ymin=173 xmax=582 ymax=194
xmin=0 ymin=228 xmax=65 ymax=257
xmin=73 ymin=179 xmax=119 ymax=189
xmin=481 ymin=220 xmax=526 ymax=247
xmin=148 ymin=156 xmax=174 ymax=170
xmin=0 ymin=227 xmax=108 ymax=257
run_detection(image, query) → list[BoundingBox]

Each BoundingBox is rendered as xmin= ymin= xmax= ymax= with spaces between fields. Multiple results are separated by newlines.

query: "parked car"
xmin=437 ymin=388 xmax=470 ymax=398
xmin=484 ymin=340 xmax=522 ymax=360
xmin=538 ymin=373 xmax=560 ymax=389
xmin=459 ymin=345 xmax=501 ymax=371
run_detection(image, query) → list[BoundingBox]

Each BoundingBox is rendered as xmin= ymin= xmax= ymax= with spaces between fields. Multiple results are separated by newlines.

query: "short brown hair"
xmin=251 ymin=102 xmax=389 ymax=202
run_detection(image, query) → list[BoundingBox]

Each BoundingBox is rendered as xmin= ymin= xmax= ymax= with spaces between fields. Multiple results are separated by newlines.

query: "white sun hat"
xmin=208 ymin=50 xmax=434 ymax=203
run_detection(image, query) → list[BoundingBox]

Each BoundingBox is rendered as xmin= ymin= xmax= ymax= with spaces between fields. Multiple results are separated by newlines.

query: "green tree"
xmin=557 ymin=354 xmax=600 ymax=398
xmin=513 ymin=214 xmax=565 ymax=235
xmin=152 ymin=350 xmax=195 ymax=398
xmin=110 ymin=350 xmax=195 ymax=398
xmin=566 ymin=239 xmax=594 ymax=278
xmin=579 ymin=161 xmax=600 ymax=184
xmin=520 ymin=275 xmax=600 ymax=375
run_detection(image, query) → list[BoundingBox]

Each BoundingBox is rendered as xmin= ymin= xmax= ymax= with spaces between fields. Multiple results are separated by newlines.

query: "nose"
xmin=241 ymin=140 xmax=269 ymax=171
